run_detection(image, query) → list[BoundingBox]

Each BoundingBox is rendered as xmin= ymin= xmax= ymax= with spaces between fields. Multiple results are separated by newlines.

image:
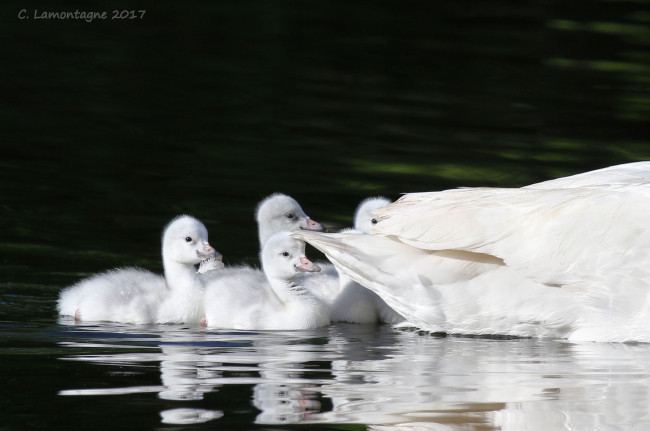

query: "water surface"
xmin=5 ymin=319 xmax=650 ymax=430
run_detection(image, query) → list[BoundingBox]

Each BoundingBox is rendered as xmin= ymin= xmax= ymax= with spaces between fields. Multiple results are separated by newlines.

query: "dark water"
xmin=1 ymin=1 xmax=650 ymax=430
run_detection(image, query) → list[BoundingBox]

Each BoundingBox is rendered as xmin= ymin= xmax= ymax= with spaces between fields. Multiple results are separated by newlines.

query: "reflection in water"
xmin=159 ymin=408 xmax=223 ymax=425
xmin=55 ymin=322 xmax=650 ymax=429
xmin=157 ymin=341 xmax=221 ymax=401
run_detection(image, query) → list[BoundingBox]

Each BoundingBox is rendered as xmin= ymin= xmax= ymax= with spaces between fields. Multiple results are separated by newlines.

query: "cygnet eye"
xmin=286 ymin=213 xmax=295 ymax=219
xmin=371 ymin=218 xmax=378 ymax=225
xmin=185 ymin=236 xmax=193 ymax=242
xmin=281 ymin=251 xmax=290 ymax=257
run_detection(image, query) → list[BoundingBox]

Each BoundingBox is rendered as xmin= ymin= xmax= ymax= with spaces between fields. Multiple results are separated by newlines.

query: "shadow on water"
xmin=1 ymin=0 xmax=650 ymax=430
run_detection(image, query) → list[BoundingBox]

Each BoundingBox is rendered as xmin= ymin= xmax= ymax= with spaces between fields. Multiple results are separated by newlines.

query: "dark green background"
xmin=3 ymin=1 xmax=649 ymax=273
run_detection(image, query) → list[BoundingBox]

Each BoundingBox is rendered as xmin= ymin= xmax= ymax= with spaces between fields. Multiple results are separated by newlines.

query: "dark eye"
xmin=371 ymin=218 xmax=378 ymax=225
xmin=281 ymin=251 xmax=289 ymax=257
xmin=185 ymin=236 xmax=192 ymax=242
xmin=286 ymin=213 xmax=295 ymax=219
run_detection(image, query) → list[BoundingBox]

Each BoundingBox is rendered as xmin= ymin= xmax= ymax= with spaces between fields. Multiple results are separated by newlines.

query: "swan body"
xmin=203 ymin=232 xmax=330 ymax=330
xmin=293 ymin=163 xmax=650 ymax=342
xmin=58 ymin=215 xmax=220 ymax=324
xmin=58 ymin=268 xmax=166 ymax=324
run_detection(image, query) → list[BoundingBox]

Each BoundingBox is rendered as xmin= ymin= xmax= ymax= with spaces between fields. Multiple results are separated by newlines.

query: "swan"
xmin=58 ymin=215 xmax=221 ymax=324
xmin=197 ymin=194 xmax=327 ymax=327
xmin=197 ymin=193 xmax=399 ymax=325
xmin=353 ymin=196 xmax=391 ymax=232
xmin=255 ymin=193 xmax=324 ymax=246
xmin=203 ymin=231 xmax=330 ymax=330
xmin=292 ymin=163 xmax=650 ymax=342
xmin=197 ymin=193 xmax=324 ymax=277
xmin=302 ymin=197 xmax=405 ymax=324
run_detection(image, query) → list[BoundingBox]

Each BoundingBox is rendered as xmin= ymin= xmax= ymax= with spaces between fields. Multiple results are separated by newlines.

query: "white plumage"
xmin=58 ymin=215 xmax=220 ymax=324
xmin=197 ymin=193 xmax=325 ymax=308
xmin=293 ymin=162 xmax=650 ymax=342
xmin=198 ymin=193 xmax=323 ymax=278
xmin=200 ymin=193 xmax=402 ymax=325
xmin=527 ymin=161 xmax=650 ymax=189
xmin=302 ymin=197 xmax=405 ymax=324
xmin=255 ymin=193 xmax=324 ymax=247
xmin=203 ymin=232 xmax=329 ymax=330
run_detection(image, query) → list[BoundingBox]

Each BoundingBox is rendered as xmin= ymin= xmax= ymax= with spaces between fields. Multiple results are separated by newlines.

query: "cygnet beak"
xmin=197 ymin=243 xmax=220 ymax=260
xmin=196 ymin=246 xmax=224 ymax=273
xmin=295 ymin=257 xmax=320 ymax=273
xmin=302 ymin=218 xmax=325 ymax=232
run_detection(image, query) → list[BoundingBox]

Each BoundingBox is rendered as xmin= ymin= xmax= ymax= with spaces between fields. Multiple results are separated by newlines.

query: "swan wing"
xmin=291 ymin=230 xmax=586 ymax=338
xmin=372 ymin=184 xmax=650 ymax=286
xmin=291 ymin=230 xmax=442 ymax=328
xmin=291 ymin=230 xmax=505 ymax=327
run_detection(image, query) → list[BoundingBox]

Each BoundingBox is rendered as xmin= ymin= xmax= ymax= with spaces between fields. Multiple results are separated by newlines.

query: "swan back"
xmin=58 ymin=268 xmax=166 ymax=323
xmin=255 ymin=194 xmax=324 ymax=246
xmin=526 ymin=161 xmax=650 ymax=189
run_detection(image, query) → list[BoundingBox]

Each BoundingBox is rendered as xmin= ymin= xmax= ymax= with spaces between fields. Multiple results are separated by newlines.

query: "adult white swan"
xmin=58 ymin=215 xmax=221 ymax=324
xmin=203 ymin=232 xmax=329 ymax=330
xmin=293 ymin=162 xmax=650 ymax=342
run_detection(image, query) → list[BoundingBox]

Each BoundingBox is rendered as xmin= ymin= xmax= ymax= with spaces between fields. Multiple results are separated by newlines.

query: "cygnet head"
xmin=255 ymin=193 xmax=324 ymax=245
xmin=162 ymin=215 xmax=221 ymax=266
xmin=354 ymin=197 xmax=391 ymax=233
xmin=261 ymin=232 xmax=320 ymax=281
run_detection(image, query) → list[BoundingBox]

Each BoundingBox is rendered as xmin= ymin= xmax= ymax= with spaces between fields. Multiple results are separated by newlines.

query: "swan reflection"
xmin=56 ymin=322 xmax=650 ymax=429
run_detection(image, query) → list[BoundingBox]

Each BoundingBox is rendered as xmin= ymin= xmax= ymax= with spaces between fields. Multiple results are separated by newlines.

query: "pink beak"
xmin=295 ymin=257 xmax=320 ymax=273
xmin=304 ymin=218 xmax=325 ymax=232
xmin=198 ymin=243 xmax=220 ymax=260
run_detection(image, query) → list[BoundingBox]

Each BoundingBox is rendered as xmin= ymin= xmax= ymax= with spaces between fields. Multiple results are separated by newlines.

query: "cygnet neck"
xmin=159 ymin=256 xmax=206 ymax=324
xmin=163 ymin=257 xmax=203 ymax=293
xmin=267 ymin=275 xmax=310 ymax=302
